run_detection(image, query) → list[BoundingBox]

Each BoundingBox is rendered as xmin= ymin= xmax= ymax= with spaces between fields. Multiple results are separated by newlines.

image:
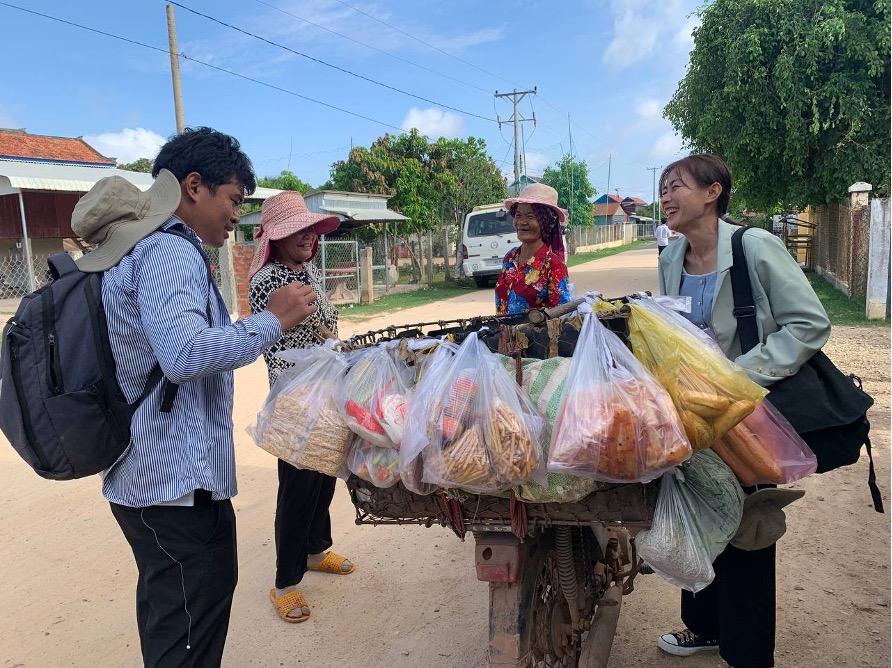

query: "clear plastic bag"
xmin=421 ymin=332 xmax=546 ymax=494
xmin=627 ymin=297 xmax=768 ymax=451
xmin=548 ymin=308 xmax=691 ymax=483
xmin=247 ymin=346 xmax=352 ymax=477
xmin=636 ymin=450 xmax=745 ymax=592
xmin=399 ymin=340 xmax=460 ymax=495
xmin=335 ymin=344 xmax=414 ymax=448
xmin=712 ymin=399 xmax=817 ymax=486
xmin=346 ymin=437 xmax=400 ymax=488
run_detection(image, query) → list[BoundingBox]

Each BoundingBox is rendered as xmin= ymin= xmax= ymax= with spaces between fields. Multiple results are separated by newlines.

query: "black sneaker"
xmin=657 ymin=629 xmax=720 ymax=656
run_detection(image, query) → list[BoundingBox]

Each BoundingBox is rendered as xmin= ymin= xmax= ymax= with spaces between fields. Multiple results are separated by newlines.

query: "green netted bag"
xmin=499 ymin=355 xmax=603 ymax=503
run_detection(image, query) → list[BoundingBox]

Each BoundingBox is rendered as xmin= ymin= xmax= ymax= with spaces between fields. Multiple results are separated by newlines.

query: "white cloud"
xmin=651 ymin=131 xmax=685 ymax=159
xmin=602 ymin=0 xmax=701 ymax=70
xmin=523 ymin=152 xmax=551 ymax=176
xmin=82 ymin=128 xmax=166 ymax=164
xmin=635 ymin=99 xmax=663 ymax=121
xmin=400 ymin=108 xmax=462 ymax=138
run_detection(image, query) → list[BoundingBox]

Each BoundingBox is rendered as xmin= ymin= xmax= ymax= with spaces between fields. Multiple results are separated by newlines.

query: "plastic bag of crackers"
xmin=247 ymin=346 xmax=352 ymax=477
xmin=626 ymin=296 xmax=768 ymax=451
xmin=335 ymin=343 xmax=414 ymax=448
xmin=548 ymin=303 xmax=691 ymax=484
xmin=420 ymin=332 xmax=546 ymax=494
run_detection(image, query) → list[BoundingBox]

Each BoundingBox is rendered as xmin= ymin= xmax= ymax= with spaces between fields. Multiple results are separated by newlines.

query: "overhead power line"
xmin=0 ymin=1 xmax=404 ymax=132
xmin=251 ymin=0 xmax=492 ymax=94
xmin=169 ymin=1 xmax=496 ymax=123
xmin=332 ymin=0 xmax=520 ymax=89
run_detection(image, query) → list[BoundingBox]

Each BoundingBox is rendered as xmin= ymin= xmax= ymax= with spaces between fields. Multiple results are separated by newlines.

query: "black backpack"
xmin=0 ymin=226 xmax=210 ymax=480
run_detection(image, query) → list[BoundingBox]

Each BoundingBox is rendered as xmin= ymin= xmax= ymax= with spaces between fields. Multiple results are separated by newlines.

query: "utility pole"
xmin=166 ymin=4 xmax=185 ymax=134
xmin=647 ymin=165 xmax=662 ymax=224
xmin=495 ymin=88 xmax=536 ymax=192
xmin=605 ymin=154 xmax=611 ymax=223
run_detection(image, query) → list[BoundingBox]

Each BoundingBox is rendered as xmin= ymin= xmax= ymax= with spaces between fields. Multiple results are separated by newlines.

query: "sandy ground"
xmin=0 ymin=246 xmax=888 ymax=667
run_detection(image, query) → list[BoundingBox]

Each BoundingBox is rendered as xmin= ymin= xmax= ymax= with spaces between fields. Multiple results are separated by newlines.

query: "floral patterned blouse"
xmin=249 ymin=260 xmax=338 ymax=388
xmin=494 ymin=245 xmax=571 ymax=315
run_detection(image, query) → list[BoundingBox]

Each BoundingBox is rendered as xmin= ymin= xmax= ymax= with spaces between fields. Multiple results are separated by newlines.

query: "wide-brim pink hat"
xmin=249 ymin=190 xmax=340 ymax=279
xmin=504 ymin=182 xmax=568 ymax=226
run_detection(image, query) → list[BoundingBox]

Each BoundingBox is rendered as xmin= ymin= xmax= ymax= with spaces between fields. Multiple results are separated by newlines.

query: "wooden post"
xmin=360 ymin=246 xmax=374 ymax=304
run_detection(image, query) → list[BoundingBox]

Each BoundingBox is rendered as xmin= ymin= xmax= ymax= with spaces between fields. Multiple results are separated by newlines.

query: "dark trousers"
xmin=681 ymin=542 xmax=776 ymax=668
xmin=110 ymin=495 xmax=238 ymax=668
xmin=657 ymin=244 xmax=667 ymax=255
xmin=274 ymin=460 xmax=336 ymax=589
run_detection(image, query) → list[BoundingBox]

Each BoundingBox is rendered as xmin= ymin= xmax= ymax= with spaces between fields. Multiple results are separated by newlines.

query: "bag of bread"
xmin=247 ymin=346 xmax=352 ymax=477
xmin=335 ymin=343 xmax=414 ymax=448
xmin=636 ymin=450 xmax=744 ymax=592
xmin=711 ymin=399 xmax=817 ymax=486
xmin=420 ymin=332 xmax=546 ymax=494
xmin=627 ymin=297 xmax=768 ymax=451
xmin=399 ymin=340 xmax=459 ymax=495
xmin=548 ymin=306 xmax=691 ymax=483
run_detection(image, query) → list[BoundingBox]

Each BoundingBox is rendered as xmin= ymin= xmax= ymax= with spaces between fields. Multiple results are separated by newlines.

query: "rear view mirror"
xmin=496 ymin=209 xmax=507 ymax=220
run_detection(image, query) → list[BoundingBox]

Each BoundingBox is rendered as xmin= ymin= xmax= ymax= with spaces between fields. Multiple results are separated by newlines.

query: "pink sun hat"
xmin=249 ymin=190 xmax=340 ymax=279
xmin=503 ymin=182 xmax=568 ymax=226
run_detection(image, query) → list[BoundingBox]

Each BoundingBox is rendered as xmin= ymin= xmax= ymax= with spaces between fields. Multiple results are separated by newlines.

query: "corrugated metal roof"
xmin=0 ymin=159 xmax=281 ymax=201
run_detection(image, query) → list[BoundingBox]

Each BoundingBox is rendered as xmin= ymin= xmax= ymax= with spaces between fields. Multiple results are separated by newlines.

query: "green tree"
xmin=431 ymin=136 xmax=507 ymax=277
xmin=541 ymin=155 xmax=597 ymax=228
xmin=257 ymin=170 xmax=312 ymax=194
xmin=117 ymin=157 xmax=154 ymax=173
xmin=328 ymin=129 xmax=450 ymax=282
xmin=665 ymin=0 xmax=890 ymax=209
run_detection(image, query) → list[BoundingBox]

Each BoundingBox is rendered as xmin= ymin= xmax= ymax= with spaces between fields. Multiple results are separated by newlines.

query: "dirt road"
xmin=0 ymin=246 xmax=888 ymax=667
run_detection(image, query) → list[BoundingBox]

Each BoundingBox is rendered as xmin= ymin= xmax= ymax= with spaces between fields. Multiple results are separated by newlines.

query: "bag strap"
xmin=730 ymin=226 xmax=883 ymax=513
xmin=151 ymin=224 xmax=217 ymax=413
xmin=729 ymin=226 xmax=760 ymax=354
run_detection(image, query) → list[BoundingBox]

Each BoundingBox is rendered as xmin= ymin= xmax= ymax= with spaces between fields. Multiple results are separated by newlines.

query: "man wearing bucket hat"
xmin=247 ymin=191 xmax=356 ymax=624
xmin=73 ymin=127 xmax=319 ymax=667
xmin=495 ymin=183 xmax=572 ymax=315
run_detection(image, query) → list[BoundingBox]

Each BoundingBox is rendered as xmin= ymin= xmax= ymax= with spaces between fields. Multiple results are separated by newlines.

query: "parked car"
xmin=460 ymin=204 xmax=517 ymax=288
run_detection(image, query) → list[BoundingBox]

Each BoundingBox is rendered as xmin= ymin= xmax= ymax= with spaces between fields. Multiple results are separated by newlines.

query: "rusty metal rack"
xmin=346 ymin=475 xmax=657 ymax=534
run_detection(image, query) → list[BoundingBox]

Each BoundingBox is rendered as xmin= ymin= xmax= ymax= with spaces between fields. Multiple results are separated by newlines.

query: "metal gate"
xmin=314 ymin=238 xmax=360 ymax=304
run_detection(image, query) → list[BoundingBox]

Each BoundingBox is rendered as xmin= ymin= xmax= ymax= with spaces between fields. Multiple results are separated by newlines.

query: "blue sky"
xmin=1 ymin=0 xmax=702 ymax=203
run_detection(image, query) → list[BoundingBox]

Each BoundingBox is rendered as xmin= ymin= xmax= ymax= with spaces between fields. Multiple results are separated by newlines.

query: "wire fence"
xmin=811 ymin=201 xmax=871 ymax=299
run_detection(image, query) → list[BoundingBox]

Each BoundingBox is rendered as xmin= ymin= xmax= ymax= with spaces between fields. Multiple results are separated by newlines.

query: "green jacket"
xmin=658 ymin=219 xmax=830 ymax=387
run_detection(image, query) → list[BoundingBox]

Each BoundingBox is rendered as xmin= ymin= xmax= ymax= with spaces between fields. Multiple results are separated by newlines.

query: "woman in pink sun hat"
xmin=248 ymin=190 xmax=356 ymax=624
xmin=495 ymin=182 xmax=572 ymax=315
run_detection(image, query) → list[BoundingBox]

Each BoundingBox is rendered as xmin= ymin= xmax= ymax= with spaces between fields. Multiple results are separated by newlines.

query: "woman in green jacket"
xmin=655 ymin=153 xmax=829 ymax=668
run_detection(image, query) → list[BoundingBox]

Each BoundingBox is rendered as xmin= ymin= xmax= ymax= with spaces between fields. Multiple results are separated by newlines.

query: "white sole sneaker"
xmin=658 ymin=632 xmax=720 ymax=656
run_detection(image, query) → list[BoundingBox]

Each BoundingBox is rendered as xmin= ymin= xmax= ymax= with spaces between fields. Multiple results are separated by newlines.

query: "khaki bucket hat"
xmin=73 ymin=169 xmax=181 ymax=272
xmin=730 ymin=487 xmax=805 ymax=551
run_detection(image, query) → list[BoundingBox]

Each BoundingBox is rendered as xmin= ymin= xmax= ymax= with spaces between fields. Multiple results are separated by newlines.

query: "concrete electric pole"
xmin=166 ymin=4 xmax=186 ymax=134
xmin=495 ymin=88 xmax=536 ymax=192
xmin=647 ymin=165 xmax=662 ymax=224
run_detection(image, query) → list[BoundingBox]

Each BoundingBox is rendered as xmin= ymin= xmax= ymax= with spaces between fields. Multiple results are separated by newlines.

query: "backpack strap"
xmin=151 ymin=224 xmax=217 ymax=413
xmin=729 ymin=225 xmax=882 ymax=512
xmin=47 ymin=252 xmax=80 ymax=280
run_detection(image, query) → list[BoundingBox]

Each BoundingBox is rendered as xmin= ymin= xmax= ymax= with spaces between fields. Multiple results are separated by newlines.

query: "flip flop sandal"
xmin=269 ymin=588 xmax=310 ymax=623
xmin=307 ymin=551 xmax=355 ymax=575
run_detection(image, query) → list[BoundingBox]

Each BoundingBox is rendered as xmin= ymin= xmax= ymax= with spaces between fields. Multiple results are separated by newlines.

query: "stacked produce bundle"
xmin=548 ymin=306 xmax=692 ymax=483
xmin=247 ymin=346 xmax=352 ymax=477
xmin=627 ymin=297 xmax=768 ymax=451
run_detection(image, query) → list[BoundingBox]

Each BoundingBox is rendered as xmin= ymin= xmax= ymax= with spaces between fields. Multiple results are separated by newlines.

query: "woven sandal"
xmin=269 ymin=588 xmax=310 ymax=623
xmin=307 ymin=551 xmax=355 ymax=575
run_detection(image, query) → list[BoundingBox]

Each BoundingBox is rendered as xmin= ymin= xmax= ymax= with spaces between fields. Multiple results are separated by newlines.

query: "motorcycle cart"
xmin=341 ymin=299 xmax=658 ymax=667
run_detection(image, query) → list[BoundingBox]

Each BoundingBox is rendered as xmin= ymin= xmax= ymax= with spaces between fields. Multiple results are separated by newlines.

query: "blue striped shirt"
xmin=101 ymin=217 xmax=281 ymax=507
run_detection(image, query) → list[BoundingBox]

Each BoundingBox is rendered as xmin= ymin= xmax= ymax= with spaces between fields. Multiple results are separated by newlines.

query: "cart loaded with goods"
xmin=248 ymin=294 xmax=818 ymax=668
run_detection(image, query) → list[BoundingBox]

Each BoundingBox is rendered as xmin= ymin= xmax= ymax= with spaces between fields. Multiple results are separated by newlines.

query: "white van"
xmin=460 ymin=204 xmax=518 ymax=287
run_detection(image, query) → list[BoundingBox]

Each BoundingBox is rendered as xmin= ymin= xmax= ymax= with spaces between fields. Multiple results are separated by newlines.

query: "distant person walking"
xmin=655 ymin=217 xmax=670 ymax=255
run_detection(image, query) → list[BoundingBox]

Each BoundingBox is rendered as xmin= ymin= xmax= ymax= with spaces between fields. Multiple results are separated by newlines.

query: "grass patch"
xmin=566 ymin=240 xmax=653 ymax=267
xmin=338 ymin=281 xmax=477 ymax=322
xmin=807 ymin=273 xmax=888 ymax=327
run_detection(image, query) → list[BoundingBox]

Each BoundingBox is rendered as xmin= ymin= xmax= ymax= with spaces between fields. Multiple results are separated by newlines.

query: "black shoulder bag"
xmin=730 ymin=226 xmax=883 ymax=513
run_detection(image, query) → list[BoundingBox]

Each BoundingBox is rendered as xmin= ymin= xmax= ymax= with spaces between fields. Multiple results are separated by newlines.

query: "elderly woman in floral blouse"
xmin=248 ymin=191 xmax=355 ymax=625
xmin=495 ymin=183 xmax=572 ymax=315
